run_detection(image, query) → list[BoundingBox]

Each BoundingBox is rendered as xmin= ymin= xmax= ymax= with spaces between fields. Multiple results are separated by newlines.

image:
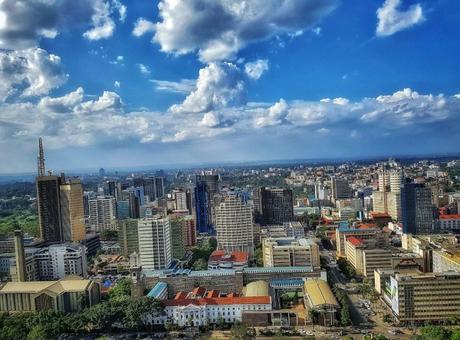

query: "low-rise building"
xmin=336 ymin=225 xmax=389 ymax=257
xmin=0 ymin=276 xmax=100 ymax=313
xmin=263 ymin=237 xmax=320 ymax=269
xmin=375 ymin=269 xmax=460 ymax=324
xmin=432 ymin=248 xmax=460 ymax=273
xmin=208 ymin=250 xmax=249 ymax=270
xmin=304 ymin=279 xmax=338 ymax=326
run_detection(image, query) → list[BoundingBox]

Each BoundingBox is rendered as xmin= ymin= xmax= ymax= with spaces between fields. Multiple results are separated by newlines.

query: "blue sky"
xmin=0 ymin=0 xmax=459 ymax=173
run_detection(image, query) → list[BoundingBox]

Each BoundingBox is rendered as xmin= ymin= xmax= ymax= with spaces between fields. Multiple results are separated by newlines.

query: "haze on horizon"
xmin=0 ymin=0 xmax=459 ymax=173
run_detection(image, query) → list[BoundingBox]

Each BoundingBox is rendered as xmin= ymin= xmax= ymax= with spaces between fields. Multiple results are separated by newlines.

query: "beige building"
xmin=336 ymin=227 xmax=389 ymax=257
xmin=138 ymin=215 xmax=172 ymax=271
xmin=0 ymin=276 xmax=100 ymax=313
xmin=376 ymin=270 xmax=460 ymax=324
xmin=60 ymin=180 xmax=86 ymax=242
xmin=345 ymin=237 xmax=392 ymax=278
xmin=373 ymin=170 xmax=402 ymax=221
xmin=215 ymin=194 xmax=254 ymax=255
xmin=263 ymin=237 xmax=320 ymax=268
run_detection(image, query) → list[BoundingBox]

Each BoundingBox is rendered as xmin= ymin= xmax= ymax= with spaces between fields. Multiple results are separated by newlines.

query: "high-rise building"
xmin=59 ymin=179 xmax=86 ymax=242
xmin=36 ymin=175 xmax=63 ymax=242
xmin=195 ymin=178 xmax=211 ymax=234
xmin=215 ymin=194 xmax=254 ymax=255
xmin=116 ymin=200 xmax=130 ymax=219
xmin=138 ymin=216 xmax=172 ymax=270
xmin=331 ymin=177 xmax=352 ymax=201
xmin=174 ymin=190 xmax=188 ymax=211
xmin=144 ymin=177 xmax=156 ymax=202
xmin=118 ymin=219 xmax=139 ymax=256
xmin=169 ymin=214 xmax=196 ymax=260
xmin=88 ymin=196 xmax=117 ymax=232
xmin=253 ymin=187 xmax=294 ymax=225
xmin=155 ymin=177 xmax=165 ymax=199
xmin=401 ymin=182 xmax=433 ymax=234
xmin=373 ymin=169 xmax=402 ymax=220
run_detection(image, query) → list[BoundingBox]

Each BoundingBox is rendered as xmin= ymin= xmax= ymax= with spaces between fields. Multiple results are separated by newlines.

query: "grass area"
xmin=0 ymin=211 xmax=38 ymax=237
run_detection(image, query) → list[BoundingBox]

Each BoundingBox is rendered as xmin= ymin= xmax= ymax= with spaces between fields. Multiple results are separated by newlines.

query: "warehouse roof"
xmin=304 ymin=279 xmax=338 ymax=308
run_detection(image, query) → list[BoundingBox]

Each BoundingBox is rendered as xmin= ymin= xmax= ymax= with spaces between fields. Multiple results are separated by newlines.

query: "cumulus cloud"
xmin=145 ymin=0 xmax=338 ymax=62
xmin=376 ymin=0 xmax=424 ymax=37
xmin=170 ymin=62 xmax=246 ymax=113
xmin=1 ymin=87 xmax=460 ymax=153
xmin=151 ymin=79 xmax=196 ymax=94
xmin=244 ymin=59 xmax=269 ymax=80
xmin=0 ymin=48 xmax=67 ymax=101
xmin=0 ymin=0 xmax=125 ymax=49
xmin=132 ymin=18 xmax=156 ymax=37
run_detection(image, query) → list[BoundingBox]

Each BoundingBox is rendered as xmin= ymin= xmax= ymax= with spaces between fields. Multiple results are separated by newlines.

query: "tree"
xmin=122 ymin=298 xmax=164 ymax=330
xmin=451 ymin=329 xmax=460 ymax=340
xmin=193 ymin=258 xmax=208 ymax=270
xmin=230 ymin=321 xmax=252 ymax=340
xmin=419 ymin=325 xmax=451 ymax=340
xmin=108 ymin=278 xmax=132 ymax=300
xmin=27 ymin=325 xmax=48 ymax=340
xmin=254 ymin=246 xmax=263 ymax=267
xmin=208 ymin=237 xmax=217 ymax=250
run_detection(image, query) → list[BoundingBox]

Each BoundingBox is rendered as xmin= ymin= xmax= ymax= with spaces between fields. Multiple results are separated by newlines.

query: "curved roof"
xmin=245 ymin=280 xmax=269 ymax=297
xmin=304 ymin=279 xmax=338 ymax=308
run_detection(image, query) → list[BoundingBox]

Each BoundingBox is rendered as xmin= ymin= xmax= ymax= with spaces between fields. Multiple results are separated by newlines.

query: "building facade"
xmin=138 ymin=216 xmax=172 ymax=270
xmin=263 ymin=237 xmax=320 ymax=268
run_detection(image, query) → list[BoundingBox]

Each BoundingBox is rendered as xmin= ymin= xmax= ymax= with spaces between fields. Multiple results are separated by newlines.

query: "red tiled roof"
xmin=174 ymin=291 xmax=188 ymax=300
xmin=191 ymin=287 xmax=206 ymax=297
xmin=358 ymin=223 xmax=377 ymax=229
xmin=209 ymin=250 xmax=249 ymax=264
xmin=347 ymin=236 xmax=363 ymax=247
xmin=164 ymin=296 xmax=271 ymax=307
xmin=439 ymin=214 xmax=460 ymax=220
xmin=206 ymin=290 xmax=220 ymax=298
xmin=370 ymin=212 xmax=391 ymax=218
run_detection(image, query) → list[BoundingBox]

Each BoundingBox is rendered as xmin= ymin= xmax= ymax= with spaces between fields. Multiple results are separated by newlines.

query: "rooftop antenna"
xmin=37 ymin=137 xmax=45 ymax=177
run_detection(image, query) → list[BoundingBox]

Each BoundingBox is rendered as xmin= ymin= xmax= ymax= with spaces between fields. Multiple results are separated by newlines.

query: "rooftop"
xmin=0 ymin=276 xmax=92 ymax=295
xmin=209 ymin=250 xmax=249 ymax=264
xmin=304 ymin=279 xmax=338 ymax=308
xmin=147 ymin=281 xmax=167 ymax=298
xmin=164 ymin=296 xmax=271 ymax=307
xmin=346 ymin=236 xmax=363 ymax=247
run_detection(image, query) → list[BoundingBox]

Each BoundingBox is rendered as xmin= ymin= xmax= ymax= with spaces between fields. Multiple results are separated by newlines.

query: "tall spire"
xmin=37 ymin=137 xmax=45 ymax=176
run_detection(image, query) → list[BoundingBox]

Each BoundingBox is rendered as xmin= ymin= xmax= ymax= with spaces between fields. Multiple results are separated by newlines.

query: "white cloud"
xmin=254 ymin=99 xmax=288 ymax=128
xmin=0 ymin=0 xmax=125 ymax=48
xmin=376 ymin=0 xmax=424 ymax=37
xmin=170 ymin=62 xmax=246 ymax=113
xmin=132 ymin=18 xmax=156 ymax=37
xmin=0 ymin=48 xmax=67 ymax=101
xmin=244 ymin=59 xmax=269 ymax=80
xmin=147 ymin=0 xmax=338 ymax=62
xmin=312 ymin=27 xmax=322 ymax=35
xmin=137 ymin=63 xmax=151 ymax=76
xmin=114 ymin=81 xmax=121 ymax=88
xmin=151 ymin=79 xmax=196 ymax=94
xmin=317 ymin=128 xmax=330 ymax=134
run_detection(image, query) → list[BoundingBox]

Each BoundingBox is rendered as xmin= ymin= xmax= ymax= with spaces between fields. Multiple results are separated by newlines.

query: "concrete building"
xmin=335 ymin=225 xmax=389 ymax=257
xmin=0 ymin=277 xmax=100 ymax=313
xmin=263 ymin=237 xmax=320 ymax=268
xmin=253 ymin=187 xmax=294 ymax=225
xmin=59 ymin=180 xmax=86 ymax=242
xmin=208 ymin=250 xmax=249 ymax=270
xmin=138 ymin=216 xmax=172 ymax=270
xmin=118 ymin=219 xmax=139 ymax=256
xmin=215 ymin=194 xmax=254 ymax=255
xmin=376 ymin=269 xmax=460 ymax=324
xmin=331 ymin=177 xmax=352 ymax=201
xmin=88 ymin=196 xmax=116 ymax=232
xmin=345 ymin=237 xmax=392 ymax=278
xmin=437 ymin=214 xmax=460 ymax=232
xmin=36 ymin=175 xmax=63 ymax=242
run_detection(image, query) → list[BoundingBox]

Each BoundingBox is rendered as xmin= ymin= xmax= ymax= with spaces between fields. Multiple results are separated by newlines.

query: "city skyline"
xmin=1 ymin=0 xmax=459 ymax=173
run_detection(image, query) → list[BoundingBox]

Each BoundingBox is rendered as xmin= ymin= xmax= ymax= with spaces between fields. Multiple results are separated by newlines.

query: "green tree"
xmin=193 ymin=258 xmax=208 ymax=270
xmin=451 ymin=329 xmax=460 ymax=340
xmin=254 ymin=246 xmax=263 ymax=267
xmin=122 ymin=297 xmax=163 ymax=330
xmin=419 ymin=325 xmax=451 ymax=340
xmin=230 ymin=321 xmax=253 ymax=340
xmin=108 ymin=278 xmax=132 ymax=300
xmin=27 ymin=325 xmax=48 ymax=340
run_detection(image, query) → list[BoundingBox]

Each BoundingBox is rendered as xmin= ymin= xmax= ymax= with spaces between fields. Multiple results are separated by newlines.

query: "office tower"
xmin=36 ymin=175 xmax=63 ymax=242
xmin=253 ymin=187 xmax=294 ymax=225
xmin=170 ymin=214 xmax=196 ymax=260
xmin=99 ymin=168 xmax=105 ymax=177
xmin=215 ymin=194 xmax=254 ymax=255
xmin=117 ymin=200 xmax=130 ymax=219
xmin=174 ymin=189 xmax=188 ymax=211
xmin=331 ymin=177 xmax=352 ymax=201
xmin=13 ymin=231 xmax=26 ymax=282
xmin=106 ymin=180 xmax=118 ymax=199
xmin=138 ymin=216 xmax=172 ymax=270
xmin=401 ymin=182 xmax=433 ymax=234
xmin=127 ymin=191 xmax=140 ymax=218
xmin=373 ymin=169 xmax=402 ymax=221
xmin=155 ymin=177 xmax=165 ymax=199
xmin=133 ymin=186 xmax=145 ymax=206
xmin=195 ymin=178 xmax=211 ymax=233
xmin=186 ymin=189 xmax=193 ymax=215
xmin=118 ymin=219 xmax=139 ymax=256
xmin=88 ymin=196 xmax=117 ymax=232
xmin=59 ymin=179 xmax=86 ymax=242
xmin=144 ymin=177 xmax=156 ymax=202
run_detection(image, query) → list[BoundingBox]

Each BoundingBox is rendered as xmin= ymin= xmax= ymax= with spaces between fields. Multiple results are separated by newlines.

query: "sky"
xmin=0 ymin=0 xmax=459 ymax=173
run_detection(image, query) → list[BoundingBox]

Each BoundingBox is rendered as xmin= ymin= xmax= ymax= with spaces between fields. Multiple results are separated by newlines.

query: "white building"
xmin=88 ymin=196 xmax=116 ymax=232
xmin=138 ymin=215 xmax=172 ymax=270
xmin=174 ymin=190 xmax=188 ymax=211
xmin=215 ymin=194 xmax=254 ymax=255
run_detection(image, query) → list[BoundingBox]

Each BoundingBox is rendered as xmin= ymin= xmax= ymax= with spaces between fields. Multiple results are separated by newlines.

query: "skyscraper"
xmin=36 ymin=175 xmax=63 ymax=242
xmin=155 ymin=177 xmax=165 ymax=199
xmin=401 ymin=181 xmax=433 ymax=234
xmin=253 ymin=187 xmax=294 ymax=225
xmin=88 ymin=196 xmax=117 ymax=232
xmin=215 ymin=194 xmax=254 ymax=255
xmin=331 ymin=177 xmax=352 ymax=201
xmin=194 ymin=174 xmax=219 ymax=233
xmin=59 ymin=179 xmax=86 ymax=242
xmin=138 ymin=216 xmax=172 ymax=270
xmin=373 ymin=169 xmax=403 ymax=220
xmin=118 ymin=219 xmax=139 ymax=256
xmin=143 ymin=177 xmax=156 ymax=202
